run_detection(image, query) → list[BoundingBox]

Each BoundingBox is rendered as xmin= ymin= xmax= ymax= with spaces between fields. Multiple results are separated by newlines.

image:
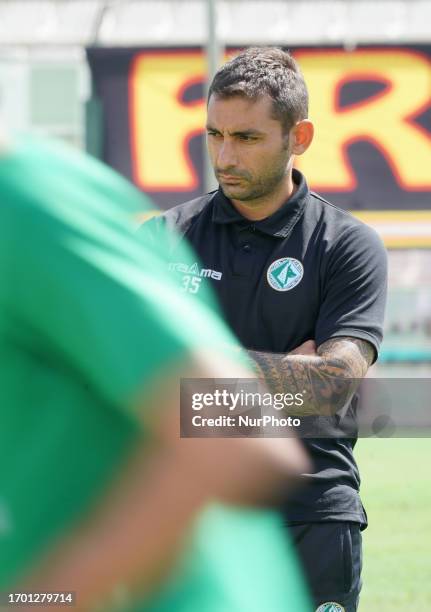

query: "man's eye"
xmin=239 ymin=135 xmax=256 ymax=142
xmin=207 ymin=131 xmax=219 ymax=137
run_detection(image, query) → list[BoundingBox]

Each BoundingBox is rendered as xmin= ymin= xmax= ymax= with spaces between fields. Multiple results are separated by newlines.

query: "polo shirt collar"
xmin=212 ymin=169 xmax=309 ymax=238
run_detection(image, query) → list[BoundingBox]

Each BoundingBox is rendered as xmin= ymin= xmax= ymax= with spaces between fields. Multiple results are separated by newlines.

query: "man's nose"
xmin=216 ymin=140 xmax=237 ymax=170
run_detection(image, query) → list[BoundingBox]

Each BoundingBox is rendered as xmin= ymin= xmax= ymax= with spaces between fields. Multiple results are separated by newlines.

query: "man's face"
xmin=206 ymin=94 xmax=292 ymax=204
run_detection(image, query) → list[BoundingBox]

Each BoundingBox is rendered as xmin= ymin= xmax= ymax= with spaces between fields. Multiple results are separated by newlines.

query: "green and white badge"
xmin=267 ymin=257 xmax=303 ymax=291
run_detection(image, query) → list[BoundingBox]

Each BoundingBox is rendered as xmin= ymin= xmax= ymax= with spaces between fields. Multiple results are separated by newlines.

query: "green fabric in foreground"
xmin=142 ymin=504 xmax=309 ymax=612
xmin=0 ymin=135 xmax=310 ymax=611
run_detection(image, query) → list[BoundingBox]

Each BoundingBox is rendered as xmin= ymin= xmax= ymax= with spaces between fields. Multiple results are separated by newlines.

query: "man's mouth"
xmin=217 ymin=174 xmax=244 ymax=184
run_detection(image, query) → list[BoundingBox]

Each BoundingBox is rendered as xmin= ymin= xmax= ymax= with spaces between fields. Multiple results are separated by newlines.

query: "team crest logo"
xmin=315 ymin=603 xmax=346 ymax=612
xmin=267 ymin=257 xmax=303 ymax=291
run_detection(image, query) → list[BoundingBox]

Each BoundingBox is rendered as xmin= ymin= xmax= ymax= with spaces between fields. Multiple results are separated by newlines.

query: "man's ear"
xmin=290 ymin=120 xmax=314 ymax=155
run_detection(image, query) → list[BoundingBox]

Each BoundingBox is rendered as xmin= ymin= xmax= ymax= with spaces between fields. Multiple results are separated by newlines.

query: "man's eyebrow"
xmin=231 ymin=129 xmax=264 ymax=137
xmin=205 ymin=126 xmax=264 ymax=136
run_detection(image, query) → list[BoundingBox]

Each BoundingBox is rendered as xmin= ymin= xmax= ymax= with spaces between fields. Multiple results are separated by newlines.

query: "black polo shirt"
xmin=145 ymin=169 xmax=388 ymax=527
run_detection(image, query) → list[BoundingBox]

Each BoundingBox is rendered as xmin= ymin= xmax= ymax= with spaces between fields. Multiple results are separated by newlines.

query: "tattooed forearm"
xmin=246 ymin=337 xmax=374 ymax=416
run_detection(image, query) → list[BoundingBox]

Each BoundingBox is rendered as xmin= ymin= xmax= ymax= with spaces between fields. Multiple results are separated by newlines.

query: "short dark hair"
xmin=208 ymin=47 xmax=309 ymax=133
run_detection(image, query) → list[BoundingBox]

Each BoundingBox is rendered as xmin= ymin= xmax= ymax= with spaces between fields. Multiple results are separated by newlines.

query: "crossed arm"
xmin=247 ymin=336 xmax=375 ymax=416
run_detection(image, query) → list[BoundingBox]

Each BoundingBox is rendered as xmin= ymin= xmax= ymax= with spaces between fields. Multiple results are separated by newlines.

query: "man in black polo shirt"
xmin=144 ymin=47 xmax=387 ymax=612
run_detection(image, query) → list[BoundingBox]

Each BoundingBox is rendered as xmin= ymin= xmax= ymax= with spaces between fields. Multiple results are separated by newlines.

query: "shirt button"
xmin=242 ymin=243 xmax=251 ymax=252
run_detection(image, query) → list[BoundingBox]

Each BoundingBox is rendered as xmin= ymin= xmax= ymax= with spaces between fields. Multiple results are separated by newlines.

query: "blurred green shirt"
xmin=0 ymin=136 xmax=310 ymax=611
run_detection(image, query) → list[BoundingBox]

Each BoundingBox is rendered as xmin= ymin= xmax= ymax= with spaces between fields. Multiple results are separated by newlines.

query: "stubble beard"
xmin=234 ymin=168 xmax=288 ymax=203
xmin=221 ymin=148 xmax=291 ymax=205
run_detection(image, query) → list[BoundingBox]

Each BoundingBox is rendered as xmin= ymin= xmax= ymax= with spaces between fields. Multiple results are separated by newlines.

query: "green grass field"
xmin=355 ymin=438 xmax=431 ymax=611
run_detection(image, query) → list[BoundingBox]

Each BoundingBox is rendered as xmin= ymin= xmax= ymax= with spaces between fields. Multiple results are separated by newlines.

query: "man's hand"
xmin=288 ymin=339 xmax=317 ymax=356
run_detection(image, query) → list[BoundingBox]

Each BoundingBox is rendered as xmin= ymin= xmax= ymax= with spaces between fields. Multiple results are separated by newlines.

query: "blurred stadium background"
xmin=1 ymin=1 xmax=430 ymax=609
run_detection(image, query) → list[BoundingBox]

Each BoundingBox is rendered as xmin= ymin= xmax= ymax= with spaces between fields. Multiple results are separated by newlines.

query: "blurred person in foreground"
xmin=145 ymin=47 xmax=388 ymax=612
xmin=0 ymin=132 xmax=312 ymax=611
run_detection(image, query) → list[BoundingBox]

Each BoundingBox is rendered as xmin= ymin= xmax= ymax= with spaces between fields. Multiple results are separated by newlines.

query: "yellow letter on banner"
xmin=130 ymin=51 xmax=206 ymax=191
xmin=295 ymin=49 xmax=431 ymax=191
